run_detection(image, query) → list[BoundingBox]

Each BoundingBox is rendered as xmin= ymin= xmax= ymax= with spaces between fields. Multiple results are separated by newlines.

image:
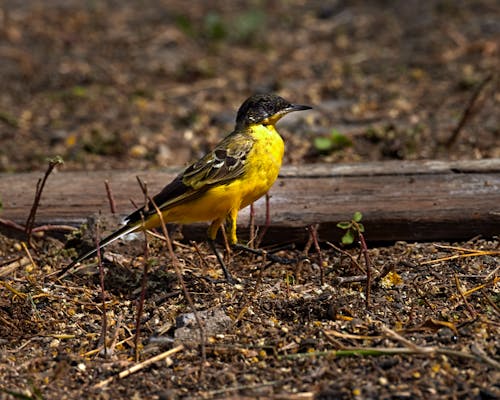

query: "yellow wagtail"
xmin=60 ymin=93 xmax=311 ymax=281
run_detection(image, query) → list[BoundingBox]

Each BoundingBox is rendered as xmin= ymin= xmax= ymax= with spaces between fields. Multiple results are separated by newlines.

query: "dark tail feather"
xmin=58 ymin=223 xmax=139 ymax=277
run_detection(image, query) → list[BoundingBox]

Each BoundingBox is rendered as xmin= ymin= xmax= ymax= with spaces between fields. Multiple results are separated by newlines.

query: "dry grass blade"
xmin=480 ymin=288 xmax=500 ymax=316
xmin=207 ymin=377 xmax=294 ymax=397
xmin=420 ymin=248 xmax=500 ymax=265
xmin=283 ymin=346 xmax=500 ymax=369
xmin=379 ymin=324 xmax=429 ymax=353
xmin=323 ymin=329 xmax=382 ymax=341
xmin=433 ymin=244 xmax=488 ymax=252
xmin=470 ymin=343 xmax=500 ymax=369
xmin=0 ymin=256 xmax=30 ymax=277
xmin=93 ymin=344 xmax=185 ymax=388
xmin=0 ymin=280 xmax=28 ymax=299
xmin=462 ymin=277 xmax=499 ymax=297
xmin=83 ymin=334 xmax=135 ymax=358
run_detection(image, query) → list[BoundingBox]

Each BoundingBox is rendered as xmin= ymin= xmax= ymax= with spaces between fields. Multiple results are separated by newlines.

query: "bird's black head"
xmin=235 ymin=93 xmax=311 ymax=128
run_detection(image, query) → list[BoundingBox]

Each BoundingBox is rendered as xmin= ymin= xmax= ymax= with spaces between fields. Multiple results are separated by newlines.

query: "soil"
xmin=0 ymin=1 xmax=499 ymax=399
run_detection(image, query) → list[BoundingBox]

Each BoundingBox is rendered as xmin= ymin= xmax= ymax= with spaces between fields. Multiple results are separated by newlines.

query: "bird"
xmin=59 ymin=93 xmax=311 ymax=281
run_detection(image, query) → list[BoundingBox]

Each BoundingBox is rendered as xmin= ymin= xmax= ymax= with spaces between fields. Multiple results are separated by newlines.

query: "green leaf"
xmin=337 ymin=221 xmax=351 ymax=230
xmin=314 ymin=130 xmax=352 ymax=154
xmin=204 ymin=12 xmax=227 ymax=40
xmin=313 ymin=136 xmax=333 ymax=152
xmin=71 ymin=85 xmax=87 ymax=98
xmin=284 ymin=274 xmax=296 ymax=285
xmin=329 ymin=129 xmax=352 ymax=149
xmin=341 ymin=230 xmax=355 ymax=245
xmin=233 ymin=9 xmax=266 ymax=42
xmin=0 ymin=110 xmax=19 ymax=128
xmin=47 ymin=155 xmax=64 ymax=166
xmin=353 ymin=211 xmax=363 ymax=222
xmin=175 ymin=14 xmax=194 ymax=36
xmin=357 ymin=223 xmax=365 ymax=233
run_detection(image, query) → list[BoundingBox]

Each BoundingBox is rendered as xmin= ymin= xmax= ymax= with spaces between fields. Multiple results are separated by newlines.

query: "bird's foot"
xmin=208 ymin=239 xmax=238 ymax=284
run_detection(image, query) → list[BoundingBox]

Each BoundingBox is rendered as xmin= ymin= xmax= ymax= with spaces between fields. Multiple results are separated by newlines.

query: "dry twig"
xmin=95 ymin=224 xmax=109 ymax=358
xmin=255 ymin=193 xmax=271 ymax=248
xmin=134 ymin=214 xmax=150 ymax=362
xmin=25 ymin=156 xmax=63 ymax=246
xmin=326 ymin=241 xmax=365 ymax=274
xmin=148 ymin=195 xmax=207 ymax=375
xmin=357 ymin=231 xmax=373 ymax=309
xmin=454 ymin=273 xmax=477 ymax=319
xmin=104 ymin=180 xmax=117 ymax=214
xmin=21 ymin=241 xmax=37 ymax=270
xmin=249 ymin=202 xmax=256 ymax=247
xmin=445 ymin=73 xmax=493 ymax=147
xmin=307 ymin=224 xmax=324 ymax=285
xmin=0 ymin=218 xmax=76 ymax=233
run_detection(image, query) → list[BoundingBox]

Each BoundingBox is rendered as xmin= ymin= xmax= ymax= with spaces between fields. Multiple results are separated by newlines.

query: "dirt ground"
xmin=0 ymin=0 xmax=499 ymax=399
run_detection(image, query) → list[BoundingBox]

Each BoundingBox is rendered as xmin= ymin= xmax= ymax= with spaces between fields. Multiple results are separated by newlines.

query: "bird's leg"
xmin=208 ymin=239 xmax=236 ymax=284
xmin=226 ymin=208 xmax=297 ymax=265
xmin=225 ymin=209 xmax=239 ymax=246
xmin=207 ymin=218 xmax=236 ymax=284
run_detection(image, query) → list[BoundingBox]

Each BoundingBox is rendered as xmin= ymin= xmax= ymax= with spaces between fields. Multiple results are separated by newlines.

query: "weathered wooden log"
xmin=0 ymin=159 xmax=498 ymax=244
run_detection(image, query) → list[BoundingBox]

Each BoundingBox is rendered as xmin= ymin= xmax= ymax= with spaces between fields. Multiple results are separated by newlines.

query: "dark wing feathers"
xmin=183 ymin=133 xmax=253 ymax=187
xmin=125 ymin=132 xmax=254 ymax=225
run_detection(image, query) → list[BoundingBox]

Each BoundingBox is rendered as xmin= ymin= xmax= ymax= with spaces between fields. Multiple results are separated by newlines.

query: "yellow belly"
xmin=236 ymin=124 xmax=284 ymax=209
xmin=143 ymin=124 xmax=284 ymax=238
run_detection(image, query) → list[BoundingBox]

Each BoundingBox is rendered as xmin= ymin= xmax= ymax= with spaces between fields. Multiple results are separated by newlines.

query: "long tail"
xmin=58 ymin=223 xmax=140 ymax=277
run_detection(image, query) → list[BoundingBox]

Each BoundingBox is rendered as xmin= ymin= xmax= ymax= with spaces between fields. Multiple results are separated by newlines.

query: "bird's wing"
xmin=183 ymin=132 xmax=254 ymax=188
xmin=125 ymin=132 xmax=254 ymax=224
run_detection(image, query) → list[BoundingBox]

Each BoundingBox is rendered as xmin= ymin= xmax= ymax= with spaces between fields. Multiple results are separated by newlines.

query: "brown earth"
xmin=0 ymin=1 xmax=499 ymax=399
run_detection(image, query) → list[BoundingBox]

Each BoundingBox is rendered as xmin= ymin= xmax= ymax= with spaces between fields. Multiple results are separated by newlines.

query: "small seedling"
xmin=337 ymin=212 xmax=373 ymax=308
xmin=204 ymin=12 xmax=227 ymax=40
xmin=337 ymin=211 xmax=364 ymax=245
xmin=314 ymin=129 xmax=352 ymax=154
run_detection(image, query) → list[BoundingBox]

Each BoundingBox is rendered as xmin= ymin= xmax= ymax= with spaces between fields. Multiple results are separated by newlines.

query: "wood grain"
xmin=1 ymin=159 xmax=499 ymax=244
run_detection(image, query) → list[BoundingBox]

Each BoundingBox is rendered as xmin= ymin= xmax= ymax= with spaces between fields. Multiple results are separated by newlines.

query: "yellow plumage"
xmin=61 ymin=93 xmax=310 ymax=278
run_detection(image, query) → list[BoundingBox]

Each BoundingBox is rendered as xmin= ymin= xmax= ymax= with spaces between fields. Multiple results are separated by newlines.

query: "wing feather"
xmin=125 ymin=132 xmax=254 ymax=224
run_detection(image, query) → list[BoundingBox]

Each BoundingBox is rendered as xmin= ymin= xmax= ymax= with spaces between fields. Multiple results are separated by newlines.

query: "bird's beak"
xmin=263 ymin=103 xmax=312 ymax=125
xmin=285 ymin=104 xmax=313 ymax=113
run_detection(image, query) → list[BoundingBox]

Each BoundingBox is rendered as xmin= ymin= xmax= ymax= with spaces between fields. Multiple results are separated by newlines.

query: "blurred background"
xmin=1 ymin=0 xmax=498 ymax=172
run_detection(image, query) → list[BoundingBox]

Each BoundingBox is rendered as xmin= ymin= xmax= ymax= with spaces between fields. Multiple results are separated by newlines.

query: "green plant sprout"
xmin=337 ymin=211 xmax=374 ymax=308
xmin=314 ymin=129 xmax=352 ymax=154
xmin=337 ymin=211 xmax=364 ymax=245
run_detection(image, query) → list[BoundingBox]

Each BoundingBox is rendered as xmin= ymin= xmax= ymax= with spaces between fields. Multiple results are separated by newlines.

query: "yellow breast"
xmin=238 ymin=123 xmax=285 ymax=209
xmin=150 ymin=123 xmax=284 ymax=228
